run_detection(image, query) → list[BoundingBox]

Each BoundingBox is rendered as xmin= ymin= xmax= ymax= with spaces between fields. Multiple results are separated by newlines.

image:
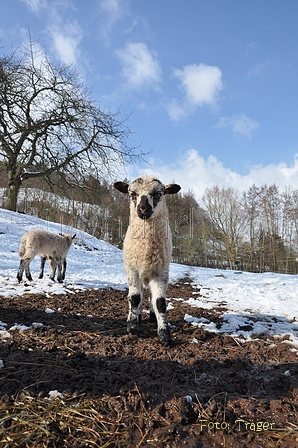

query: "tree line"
xmin=2 ymin=168 xmax=298 ymax=275
xmin=200 ymin=184 xmax=298 ymax=274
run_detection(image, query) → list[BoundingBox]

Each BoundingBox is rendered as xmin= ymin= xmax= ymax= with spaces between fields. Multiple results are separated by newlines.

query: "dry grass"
xmin=1 ymin=391 xmax=298 ymax=447
xmin=0 ymin=392 xmax=130 ymax=447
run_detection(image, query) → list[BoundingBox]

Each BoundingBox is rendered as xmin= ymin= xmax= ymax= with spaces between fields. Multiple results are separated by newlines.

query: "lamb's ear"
xmin=164 ymin=184 xmax=181 ymax=195
xmin=114 ymin=181 xmax=129 ymax=194
xmin=72 ymin=234 xmax=76 ymax=240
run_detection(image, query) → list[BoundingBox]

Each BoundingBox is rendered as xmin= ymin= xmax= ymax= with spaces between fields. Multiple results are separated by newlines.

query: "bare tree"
xmin=203 ymin=186 xmax=246 ymax=269
xmin=258 ymin=184 xmax=282 ymax=272
xmin=0 ymin=37 xmax=143 ymax=211
xmin=242 ymin=184 xmax=261 ymax=271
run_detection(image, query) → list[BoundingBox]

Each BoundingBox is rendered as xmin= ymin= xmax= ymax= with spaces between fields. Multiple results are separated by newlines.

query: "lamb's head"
xmin=59 ymin=233 xmax=76 ymax=247
xmin=114 ymin=175 xmax=181 ymax=220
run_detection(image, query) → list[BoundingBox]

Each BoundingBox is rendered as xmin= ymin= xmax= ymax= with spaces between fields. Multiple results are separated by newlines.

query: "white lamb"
xmin=114 ymin=175 xmax=181 ymax=345
xmin=17 ymin=230 xmax=76 ymax=283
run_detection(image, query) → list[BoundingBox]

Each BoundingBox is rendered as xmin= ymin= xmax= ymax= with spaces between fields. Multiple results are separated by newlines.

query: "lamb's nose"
xmin=139 ymin=196 xmax=150 ymax=212
xmin=138 ymin=196 xmax=153 ymax=219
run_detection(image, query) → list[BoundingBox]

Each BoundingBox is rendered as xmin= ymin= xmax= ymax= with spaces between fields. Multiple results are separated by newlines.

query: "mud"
xmin=0 ymin=277 xmax=298 ymax=447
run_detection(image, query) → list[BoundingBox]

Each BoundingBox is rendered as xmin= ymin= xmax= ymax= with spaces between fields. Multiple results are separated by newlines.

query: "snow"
xmin=47 ymin=390 xmax=64 ymax=401
xmin=0 ymin=208 xmax=298 ymax=350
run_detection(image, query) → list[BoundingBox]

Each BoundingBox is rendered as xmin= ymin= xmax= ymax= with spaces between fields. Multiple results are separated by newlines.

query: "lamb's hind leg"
xmin=150 ymin=271 xmax=171 ymax=345
xmin=126 ymin=270 xmax=143 ymax=334
xmin=17 ymin=259 xmax=26 ymax=282
xmin=19 ymin=258 xmax=33 ymax=282
xmin=48 ymin=257 xmax=56 ymax=281
xmin=56 ymin=256 xmax=63 ymax=283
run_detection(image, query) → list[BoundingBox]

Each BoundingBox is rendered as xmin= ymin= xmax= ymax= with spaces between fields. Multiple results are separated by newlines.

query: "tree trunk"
xmin=6 ymin=165 xmax=22 ymax=212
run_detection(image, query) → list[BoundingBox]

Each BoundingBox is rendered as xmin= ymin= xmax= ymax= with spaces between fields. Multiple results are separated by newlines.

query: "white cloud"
xmin=48 ymin=20 xmax=83 ymax=66
xmin=21 ymin=2 xmax=84 ymax=67
xmin=20 ymin=1 xmax=82 ymax=66
xmin=166 ymin=63 xmax=223 ymax=121
xmin=116 ymin=42 xmax=162 ymax=89
xmin=175 ymin=63 xmax=223 ymax=106
xmin=98 ymin=0 xmax=128 ymax=41
xmin=99 ymin=0 xmax=121 ymax=16
xmin=20 ymin=0 xmax=47 ymax=13
xmin=216 ymin=114 xmax=260 ymax=138
xmin=125 ymin=149 xmax=298 ymax=202
xmin=165 ymin=99 xmax=186 ymax=121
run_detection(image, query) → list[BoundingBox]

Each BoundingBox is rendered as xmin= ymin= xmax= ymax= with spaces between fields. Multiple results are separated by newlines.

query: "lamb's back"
xmin=19 ymin=231 xmax=67 ymax=258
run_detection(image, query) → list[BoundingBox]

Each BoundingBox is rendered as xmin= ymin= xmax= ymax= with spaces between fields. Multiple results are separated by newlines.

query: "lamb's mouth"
xmin=137 ymin=210 xmax=153 ymax=220
xmin=137 ymin=197 xmax=153 ymax=219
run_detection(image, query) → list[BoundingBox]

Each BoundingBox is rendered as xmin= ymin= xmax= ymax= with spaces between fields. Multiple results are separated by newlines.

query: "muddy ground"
xmin=0 ymin=276 xmax=298 ymax=447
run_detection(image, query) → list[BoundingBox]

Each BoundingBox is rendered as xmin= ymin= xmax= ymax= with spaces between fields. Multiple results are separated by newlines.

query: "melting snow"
xmin=0 ymin=208 xmax=297 ymax=349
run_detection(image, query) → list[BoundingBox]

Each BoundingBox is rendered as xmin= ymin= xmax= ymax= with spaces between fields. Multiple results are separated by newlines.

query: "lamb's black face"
xmin=129 ymin=177 xmax=165 ymax=221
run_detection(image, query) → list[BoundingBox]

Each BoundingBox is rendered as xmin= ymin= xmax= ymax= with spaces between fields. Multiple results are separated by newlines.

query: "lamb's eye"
xmin=131 ymin=192 xmax=138 ymax=201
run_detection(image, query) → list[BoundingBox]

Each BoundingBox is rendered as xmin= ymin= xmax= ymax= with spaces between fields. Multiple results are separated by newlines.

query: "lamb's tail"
xmin=18 ymin=237 xmax=27 ymax=259
xmin=142 ymin=276 xmax=149 ymax=288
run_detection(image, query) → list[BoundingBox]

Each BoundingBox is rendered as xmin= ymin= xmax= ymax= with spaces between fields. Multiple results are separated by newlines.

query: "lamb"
xmin=114 ymin=175 xmax=181 ymax=345
xmin=17 ymin=230 xmax=76 ymax=283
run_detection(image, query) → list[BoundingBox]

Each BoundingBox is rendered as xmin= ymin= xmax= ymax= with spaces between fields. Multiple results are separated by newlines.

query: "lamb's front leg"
xmin=39 ymin=256 xmax=47 ymax=279
xmin=150 ymin=272 xmax=171 ymax=345
xmin=126 ymin=269 xmax=143 ymax=335
xmin=149 ymin=291 xmax=157 ymax=324
xmin=61 ymin=258 xmax=67 ymax=281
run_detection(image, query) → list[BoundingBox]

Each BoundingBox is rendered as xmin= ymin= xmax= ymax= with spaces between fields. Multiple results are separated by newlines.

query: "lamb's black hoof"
xmin=127 ymin=316 xmax=141 ymax=335
xmin=158 ymin=327 xmax=172 ymax=346
xmin=149 ymin=311 xmax=157 ymax=324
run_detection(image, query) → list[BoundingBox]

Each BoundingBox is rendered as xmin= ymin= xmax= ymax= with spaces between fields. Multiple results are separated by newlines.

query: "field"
xmin=0 ymin=277 xmax=298 ymax=447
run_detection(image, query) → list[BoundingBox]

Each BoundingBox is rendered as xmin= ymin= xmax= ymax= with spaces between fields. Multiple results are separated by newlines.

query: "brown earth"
xmin=0 ymin=276 xmax=298 ymax=447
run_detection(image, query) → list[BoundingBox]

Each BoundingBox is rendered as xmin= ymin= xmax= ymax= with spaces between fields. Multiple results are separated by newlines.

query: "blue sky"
xmin=1 ymin=0 xmax=298 ymax=199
